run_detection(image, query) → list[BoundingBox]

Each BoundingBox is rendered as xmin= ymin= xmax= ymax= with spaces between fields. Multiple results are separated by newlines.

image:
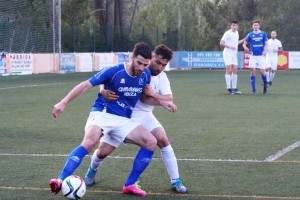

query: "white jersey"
xmin=267 ymin=39 xmax=282 ymax=57
xmin=221 ymin=29 xmax=239 ymax=56
xmin=133 ymin=71 xmax=172 ymax=114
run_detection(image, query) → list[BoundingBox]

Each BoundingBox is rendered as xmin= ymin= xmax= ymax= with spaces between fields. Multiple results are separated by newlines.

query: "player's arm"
xmin=142 ymin=84 xmax=173 ymax=101
xmin=243 ymin=41 xmax=249 ymax=51
xmin=220 ymin=39 xmax=235 ymax=50
xmin=263 ymin=42 xmax=268 ymax=56
xmin=140 ymin=93 xmax=177 ymax=112
xmin=53 ymin=80 xmax=93 ymax=118
xmin=99 ymin=85 xmax=119 ymax=101
xmin=238 ymin=37 xmax=246 ymax=45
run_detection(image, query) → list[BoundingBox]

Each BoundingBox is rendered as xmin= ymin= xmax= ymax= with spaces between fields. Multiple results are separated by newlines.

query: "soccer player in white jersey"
xmin=266 ymin=31 xmax=282 ymax=85
xmin=243 ymin=20 xmax=268 ymax=95
xmin=220 ymin=20 xmax=245 ymax=95
xmin=84 ymin=45 xmax=187 ymax=196
xmin=48 ymin=42 xmax=157 ymax=196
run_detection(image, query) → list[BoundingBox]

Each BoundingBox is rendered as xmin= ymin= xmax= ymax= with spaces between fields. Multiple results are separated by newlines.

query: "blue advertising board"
xmin=178 ymin=51 xmax=225 ymax=68
xmin=60 ymin=53 xmax=75 ymax=72
xmin=171 ymin=51 xmax=244 ymax=69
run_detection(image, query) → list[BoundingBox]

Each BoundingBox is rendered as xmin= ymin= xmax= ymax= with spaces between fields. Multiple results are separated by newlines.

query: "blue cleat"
xmin=172 ymin=178 xmax=187 ymax=193
xmin=84 ymin=166 xmax=98 ymax=186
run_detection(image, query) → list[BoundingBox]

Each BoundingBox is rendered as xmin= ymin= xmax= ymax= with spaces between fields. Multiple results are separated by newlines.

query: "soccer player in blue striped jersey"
xmin=243 ymin=20 xmax=268 ymax=94
xmin=48 ymin=42 xmax=156 ymax=196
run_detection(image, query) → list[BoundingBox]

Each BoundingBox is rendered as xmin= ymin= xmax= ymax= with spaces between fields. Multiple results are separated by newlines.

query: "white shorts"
xmin=223 ymin=52 xmax=238 ymax=66
xmin=85 ymin=111 xmax=141 ymax=145
xmin=266 ymin=56 xmax=278 ymax=70
xmin=249 ymin=55 xmax=266 ymax=69
xmin=100 ymin=111 xmax=162 ymax=148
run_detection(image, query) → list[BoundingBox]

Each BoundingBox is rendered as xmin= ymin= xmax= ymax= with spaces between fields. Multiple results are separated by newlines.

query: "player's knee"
xmin=144 ymin=136 xmax=157 ymax=150
xmin=156 ymin=136 xmax=170 ymax=148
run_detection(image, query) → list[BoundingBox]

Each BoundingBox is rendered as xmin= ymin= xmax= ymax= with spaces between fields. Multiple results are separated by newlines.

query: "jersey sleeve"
xmin=245 ymin=33 xmax=251 ymax=43
xmin=221 ymin=31 xmax=228 ymax=42
xmin=88 ymin=66 xmax=116 ymax=87
xmin=264 ymin=32 xmax=268 ymax=43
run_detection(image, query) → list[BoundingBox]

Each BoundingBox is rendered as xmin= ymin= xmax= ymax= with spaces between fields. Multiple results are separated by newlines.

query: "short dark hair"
xmin=231 ymin=20 xmax=238 ymax=24
xmin=154 ymin=44 xmax=173 ymax=60
xmin=132 ymin=42 xmax=152 ymax=59
xmin=252 ymin=20 xmax=260 ymax=24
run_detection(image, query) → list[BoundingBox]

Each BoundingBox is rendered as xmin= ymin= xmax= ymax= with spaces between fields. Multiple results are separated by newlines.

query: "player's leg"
xmin=151 ymin=127 xmax=187 ymax=193
xmin=223 ymin=54 xmax=232 ymax=94
xmin=269 ymin=58 xmax=277 ymax=85
xmin=122 ymin=125 xmax=157 ymax=196
xmin=270 ymin=69 xmax=276 ymax=85
xmin=231 ymin=63 xmax=241 ymax=94
xmin=258 ymin=56 xmax=267 ymax=94
xmin=85 ymin=139 xmax=117 ymax=186
xmin=49 ymin=125 xmax=102 ymax=195
xmin=249 ymin=56 xmax=257 ymax=94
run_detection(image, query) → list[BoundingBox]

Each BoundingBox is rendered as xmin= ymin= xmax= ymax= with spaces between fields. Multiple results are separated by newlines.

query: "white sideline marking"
xmin=265 ymin=141 xmax=300 ymax=162
xmin=0 ymin=153 xmax=266 ymax=163
xmin=0 ymin=82 xmax=70 ymax=90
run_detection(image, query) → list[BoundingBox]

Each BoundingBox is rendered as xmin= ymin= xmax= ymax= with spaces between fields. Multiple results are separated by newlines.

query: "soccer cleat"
xmin=122 ymin=181 xmax=147 ymax=197
xmin=232 ymin=88 xmax=242 ymax=94
xmin=269 ymin=81 xmax=272 ymax=86
xmin=227 ymin=89 xmax=233 ymax=95
xmin=251 ymin=91 xmax=256 ymax=95
xmin=172 ymin=178 xmax=187 ymax=193
xmin=84 ymin=166 xmax=98 ymax=186
xmin=263 ymin=85 xmax=267 ymax=94
xmin=48 ymin=179 xmax=62 ymax=195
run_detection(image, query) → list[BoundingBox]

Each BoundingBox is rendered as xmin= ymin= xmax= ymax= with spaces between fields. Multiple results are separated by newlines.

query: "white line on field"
xmin=0 ymin=153 xmax=267 ymax=163
xmin=265 ymin=141 xmax=300 ymax=162
xmin=0 ymin=82 xmax=70 ymax=90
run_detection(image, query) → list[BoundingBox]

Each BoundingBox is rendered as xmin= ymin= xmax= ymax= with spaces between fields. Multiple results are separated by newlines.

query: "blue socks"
xmin=125 ymin=148 xmax=154 ymax=186
xmin=250 ymin=75 xmax=256 ymax=92
xmin=58 ymin=145 xmax=89 ymax=181
xmin=262 ymin=75 xmax=267 ymax=86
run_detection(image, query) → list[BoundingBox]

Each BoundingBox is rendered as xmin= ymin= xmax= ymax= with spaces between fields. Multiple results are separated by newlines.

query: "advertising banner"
xmin=10 ymin=53 xmax=33 ymax=75
xmin=0 ymin=52 xmax=8 ymax=76
xmin=60 ymin=53 xmax=75 ymax=72
xmin=243 ymin=51 xmax=250 ymax=69
xmin=288 ymin=52 xmax=300 ymax=69
xmin=178 ymin=51 xmax=225 ymax=68
xmin=78 ymin=53 xmax=93 ymax=72
xmin=277 ymin=51 xmax=288 ymax=70
xmin=115 ymin=52 xmax=130 ymax=63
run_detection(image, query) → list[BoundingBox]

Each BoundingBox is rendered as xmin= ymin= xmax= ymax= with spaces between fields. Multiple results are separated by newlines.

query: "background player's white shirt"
xmin=133 ymin=71 xmax=172 ymax=114
xmin=221 ymin=29 xmax=239 ymax=56
xmin=267 ymin=39 xmax=282 ymax=57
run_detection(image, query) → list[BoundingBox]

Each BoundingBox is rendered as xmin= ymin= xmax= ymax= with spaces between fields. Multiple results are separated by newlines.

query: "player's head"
xmin=231 ymin=20 xmax=239 ymax=32
xmin=149 ymin=44 xmax=173 ymax=76
xmin=252 ymin=20 xmax=260 ymax=31
xmin=270 ymin=31 xmax=277 ymax=39
xmin=131 ymin=42 xmax=152 ymax=76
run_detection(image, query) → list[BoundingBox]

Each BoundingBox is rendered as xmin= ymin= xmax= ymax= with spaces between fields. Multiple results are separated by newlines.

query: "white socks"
xmin=91 ymin=150 xmax=104 ymax=170
xmin=225 ymin=74 xmax=231 ymax=89
xmin=160 ymin=145 xmax=179 ymax=182
xmin=231 ymin=74 xmax=237 ymax=89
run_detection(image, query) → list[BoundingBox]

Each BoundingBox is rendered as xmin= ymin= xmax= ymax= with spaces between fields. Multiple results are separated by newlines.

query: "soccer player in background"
xmin=243 ymin=20 xmax=268 ymax=94
xmin=220 ymin=20 xmax=245 ymax=95
xmin=48 ymin=42 xmax=158 ymax=196
xmin=84 ymin=44 xmax=187 ymax=196
xmin=266 ymin=31 xmax=283 ymax=85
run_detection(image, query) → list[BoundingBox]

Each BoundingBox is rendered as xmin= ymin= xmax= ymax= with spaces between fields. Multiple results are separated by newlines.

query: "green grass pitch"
xmin=0 ymin=70 xmax=300 ymax=199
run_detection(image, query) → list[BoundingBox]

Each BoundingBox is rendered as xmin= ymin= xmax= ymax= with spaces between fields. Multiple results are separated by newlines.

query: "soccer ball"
xmin=61 ymin=175 xmax=86 ymax=199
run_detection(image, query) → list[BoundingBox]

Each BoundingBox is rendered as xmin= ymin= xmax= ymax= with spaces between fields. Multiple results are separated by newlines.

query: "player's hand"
xmin=160 ymin=101 xmax=177 ymax=112
xmin=101 ymin=89 xmax=119 ymax=101
xmin=52 ymin=102 xmax=66 ymax=118
xmin=143 ymin=84 xmax=155 ymax=97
